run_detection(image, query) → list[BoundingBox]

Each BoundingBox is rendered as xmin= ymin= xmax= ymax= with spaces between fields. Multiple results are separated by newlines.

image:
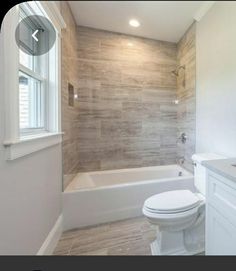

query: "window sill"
xmin=4 ymin=132 xmax=63 ymax=160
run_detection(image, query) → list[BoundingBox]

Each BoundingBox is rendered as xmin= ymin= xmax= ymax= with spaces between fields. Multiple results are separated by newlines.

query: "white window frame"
xmin=18 ymin=2 xmax=49 ymax=135
xmin=3 ymin=1 xmax=66 ymax=160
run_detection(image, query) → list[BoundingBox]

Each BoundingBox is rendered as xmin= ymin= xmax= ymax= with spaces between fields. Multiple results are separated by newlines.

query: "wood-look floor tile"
xmin=79 ymin=249 xmax=109 ymax=256
xmin=53 ymin=238 xmax=74 ymax=255
xmin=54 ymin=217 xmax=155 ymax=256
xmin=107 ymin=239 xmax=151 ymax=255
xmin=70 ymin=228 xmax=142 ymax=255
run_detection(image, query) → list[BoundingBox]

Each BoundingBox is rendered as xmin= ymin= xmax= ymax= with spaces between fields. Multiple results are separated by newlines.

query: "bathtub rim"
xmin=65 ymin=164 xmax=193 ymax=193
xmin=84 ymin=164 xmax=191 ymax=176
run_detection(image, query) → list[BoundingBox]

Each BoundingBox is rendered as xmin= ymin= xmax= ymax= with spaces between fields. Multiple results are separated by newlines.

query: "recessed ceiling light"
xmin=129 ymin=19 xmax=140 ymax=27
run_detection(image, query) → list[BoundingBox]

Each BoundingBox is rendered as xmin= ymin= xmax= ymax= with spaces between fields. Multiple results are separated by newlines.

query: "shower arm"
xmin=172 ymin=65 xmax=185 ymax=76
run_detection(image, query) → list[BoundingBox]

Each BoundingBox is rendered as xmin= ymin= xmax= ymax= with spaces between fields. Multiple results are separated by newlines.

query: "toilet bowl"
xmin=142 ymin=153 xmax=225 ymax=255
xmin=143 ymin=190 xmax=205 ymax=255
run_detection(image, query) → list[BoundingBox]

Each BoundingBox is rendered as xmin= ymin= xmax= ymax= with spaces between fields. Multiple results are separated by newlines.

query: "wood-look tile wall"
xmin=60 ymin=2 xmax=196 ymax=181
xmin=177 ymin=24 xmax=196 ymax=172
xmin=60 ymin=2 xmax=81 ymax=186
xmin=74 ymin=26 xmax=178 ymax=172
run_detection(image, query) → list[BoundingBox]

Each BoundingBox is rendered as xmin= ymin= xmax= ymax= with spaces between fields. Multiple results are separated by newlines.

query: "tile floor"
xmin=53 ymin=216 xmax=156 ymax=255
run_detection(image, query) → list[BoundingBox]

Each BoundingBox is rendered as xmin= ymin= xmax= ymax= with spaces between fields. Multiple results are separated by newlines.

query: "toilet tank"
xmin=192 ymin=153 xmax=225 ymax=196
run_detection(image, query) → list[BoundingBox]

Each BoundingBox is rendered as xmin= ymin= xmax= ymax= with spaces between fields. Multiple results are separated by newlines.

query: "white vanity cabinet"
xmin=206 ymin=170 xmax=236 ymax=255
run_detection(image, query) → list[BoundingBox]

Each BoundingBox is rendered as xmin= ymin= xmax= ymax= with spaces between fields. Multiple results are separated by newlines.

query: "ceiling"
xmin=68 ymin=1 xmax=205 ymax=43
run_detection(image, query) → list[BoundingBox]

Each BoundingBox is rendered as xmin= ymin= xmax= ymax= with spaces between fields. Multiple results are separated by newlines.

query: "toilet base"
xmin=151 ymin=240 xmax=204 ymax=255
xmin=150 ymin=230 xmax=205 ymax=256
xmin=151 ymin=240 xmax=189 ymax=255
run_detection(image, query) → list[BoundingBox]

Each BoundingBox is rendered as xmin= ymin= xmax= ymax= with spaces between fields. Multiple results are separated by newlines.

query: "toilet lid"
xmin=144 ymin=190 xmax=200 ymax=214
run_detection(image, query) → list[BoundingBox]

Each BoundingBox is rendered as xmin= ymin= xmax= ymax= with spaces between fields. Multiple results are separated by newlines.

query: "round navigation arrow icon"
xmin=15 ymin=15 xmax=56 ymax=56
xmin=32 ymin=29 xmax=39 ymax=42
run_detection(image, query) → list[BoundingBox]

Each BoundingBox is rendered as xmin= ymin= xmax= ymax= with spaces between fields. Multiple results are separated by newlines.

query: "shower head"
xmin=171 ymin=70 xmax=179 ymax=77
xmin=171 ymin=65 xmax=185 ymax=77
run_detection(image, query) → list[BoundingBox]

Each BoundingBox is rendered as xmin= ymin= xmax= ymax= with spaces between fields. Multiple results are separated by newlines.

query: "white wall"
xmin=196 ymin=1 xmax=236 ymax=157
xmin=0 ymin=13 xmax=62 ymax=254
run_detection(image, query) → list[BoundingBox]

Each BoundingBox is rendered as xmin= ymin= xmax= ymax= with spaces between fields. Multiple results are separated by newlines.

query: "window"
xmin=19 ymin=71 xmax=44 ymax=130
xmin=19 ymin=3 xmax=48 ymax=136
xmin=3 ymin=1 xmax=66 ymax=160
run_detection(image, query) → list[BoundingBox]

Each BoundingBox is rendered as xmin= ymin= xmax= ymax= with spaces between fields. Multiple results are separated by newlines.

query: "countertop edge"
xmin=202 ymin=158 xmax=236 ymax=183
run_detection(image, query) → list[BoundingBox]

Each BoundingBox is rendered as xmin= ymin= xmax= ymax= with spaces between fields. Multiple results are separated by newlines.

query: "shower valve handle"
xmin=177 ymin=133 xmax=187 ymax=144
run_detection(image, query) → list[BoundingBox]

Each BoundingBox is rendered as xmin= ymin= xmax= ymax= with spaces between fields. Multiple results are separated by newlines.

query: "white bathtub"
xmin=63 ymin=165 xmax=194 ymax=230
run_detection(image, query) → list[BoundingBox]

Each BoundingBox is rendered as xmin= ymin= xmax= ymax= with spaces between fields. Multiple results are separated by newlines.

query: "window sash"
xmin=18 ymin=2 xmax=49 ymax=137
xmin=19 ymin=70 xmax=47 ymax=134
xmin=19 ymin=64 xmax=45 ymax=82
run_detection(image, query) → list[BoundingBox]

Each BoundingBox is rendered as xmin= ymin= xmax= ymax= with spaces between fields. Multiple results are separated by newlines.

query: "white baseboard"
xmin=37 ymin=214 xmax=63 ymax=255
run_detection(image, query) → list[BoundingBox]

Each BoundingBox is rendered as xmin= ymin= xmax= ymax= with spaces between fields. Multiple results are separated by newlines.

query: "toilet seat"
xmin=143 ymin=204 xmax=200 ymax=222
xmin=143 ymin=190 xmax=201 ymax=214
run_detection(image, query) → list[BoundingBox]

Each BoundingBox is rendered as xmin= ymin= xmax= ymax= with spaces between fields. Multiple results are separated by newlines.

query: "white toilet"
xmin=142 ymin=153 xmax=225 ymax=255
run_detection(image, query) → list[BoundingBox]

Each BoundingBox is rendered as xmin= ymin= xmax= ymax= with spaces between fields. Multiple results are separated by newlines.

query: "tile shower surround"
xmin=61 ymin=2 xmax=196 ymax=182
xmin=177 ymin=24 xmax=196 ymax=172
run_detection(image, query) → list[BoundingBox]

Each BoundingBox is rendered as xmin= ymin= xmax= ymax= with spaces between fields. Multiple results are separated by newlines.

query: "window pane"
xmin=19 ymin=72 xmax=44 ymax=131
xmin=19 ymin=50 xmax=33 ymax=70
xmin=19 ymin=6 xmax=41 ymax=74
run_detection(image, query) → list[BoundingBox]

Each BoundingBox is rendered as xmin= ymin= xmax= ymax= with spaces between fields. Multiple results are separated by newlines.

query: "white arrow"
xmin=32 ymin=30 xmax=39 ymax=42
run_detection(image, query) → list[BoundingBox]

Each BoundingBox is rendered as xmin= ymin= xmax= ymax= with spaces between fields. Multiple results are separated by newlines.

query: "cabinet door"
xmin=206 ymin=205 xmax=236 ymax=255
